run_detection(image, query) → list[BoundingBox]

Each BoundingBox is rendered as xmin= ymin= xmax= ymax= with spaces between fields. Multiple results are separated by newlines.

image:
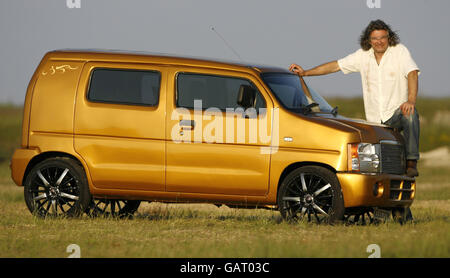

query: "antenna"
xmin=211 ymin=26 xmax=243 ymax=62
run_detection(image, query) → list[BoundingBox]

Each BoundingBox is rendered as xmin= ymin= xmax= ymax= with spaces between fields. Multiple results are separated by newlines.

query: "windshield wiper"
xmin=331 ymin=106 xmax=338 ymax=116
xmin=305 ymin=102 xmax=319 ymax=112
xmin=292 ymin=104 xmax=340 ymax=117
xmin=310 ymin=107 xmax=339 ymax=117
xmin=292 ymin=103 xmax=319 ymax=115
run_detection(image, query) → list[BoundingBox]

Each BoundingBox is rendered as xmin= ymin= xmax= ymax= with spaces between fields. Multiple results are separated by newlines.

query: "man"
xmin=289 ymin=19 xmax=420 ymax=177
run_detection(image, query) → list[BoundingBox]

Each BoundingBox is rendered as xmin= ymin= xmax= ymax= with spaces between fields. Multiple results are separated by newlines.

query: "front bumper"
xmin=337 ymin=172 xmax=415 ymax=208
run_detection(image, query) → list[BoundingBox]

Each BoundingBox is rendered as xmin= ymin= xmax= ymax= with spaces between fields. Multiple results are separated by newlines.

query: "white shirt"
xmin=337 ymin=43 xmax=420 ymax=123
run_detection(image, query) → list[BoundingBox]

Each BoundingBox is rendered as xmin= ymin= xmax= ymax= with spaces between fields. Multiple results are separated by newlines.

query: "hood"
xmin=310 ymin=113 xmax=403 ymax=143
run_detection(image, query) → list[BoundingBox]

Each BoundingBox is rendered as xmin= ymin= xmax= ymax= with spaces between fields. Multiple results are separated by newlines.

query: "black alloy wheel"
xmin=278 ymin=166 xmax=345 ymax=224
xmin=89 ymin=199 xmax=141 ymax=218
xmin=23 ymin=157 xmax=91 ymax=217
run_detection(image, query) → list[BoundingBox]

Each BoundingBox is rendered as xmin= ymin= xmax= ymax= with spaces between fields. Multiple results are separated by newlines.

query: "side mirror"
xmin=237 ymin=85 xmax=256 ymax=109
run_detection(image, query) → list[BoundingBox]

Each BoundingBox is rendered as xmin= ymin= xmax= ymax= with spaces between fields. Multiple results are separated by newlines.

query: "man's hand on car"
xmin=289 ymin=63 xmax=306 ymax=76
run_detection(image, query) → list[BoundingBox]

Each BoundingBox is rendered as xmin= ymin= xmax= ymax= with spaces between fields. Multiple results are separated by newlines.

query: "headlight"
xmin=348 ymin=143 xmax=380 ymax=173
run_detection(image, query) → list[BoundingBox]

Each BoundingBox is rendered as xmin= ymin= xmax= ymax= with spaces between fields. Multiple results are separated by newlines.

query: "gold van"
xmin=11 ymin=50 xmax=415 ymax=223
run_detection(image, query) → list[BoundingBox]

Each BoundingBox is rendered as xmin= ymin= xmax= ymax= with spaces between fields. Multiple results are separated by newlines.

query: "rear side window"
xmin=176 ymin=73 xmax=266 ymax=110
xmin=88 ymin=68 xmax=161 ymax=106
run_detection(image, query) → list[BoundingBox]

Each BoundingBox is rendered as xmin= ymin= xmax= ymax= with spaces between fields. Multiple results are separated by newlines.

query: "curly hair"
xmin=359 ymin=20 xmax=400 ymax=51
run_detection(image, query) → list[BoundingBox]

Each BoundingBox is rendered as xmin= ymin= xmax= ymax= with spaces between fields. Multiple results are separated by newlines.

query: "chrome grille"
xmin=380 ymin=142 xmax=406 ymax=175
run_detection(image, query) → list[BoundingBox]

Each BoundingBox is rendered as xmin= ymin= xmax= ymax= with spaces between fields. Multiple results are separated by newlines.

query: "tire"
xmin=88 ymin=199 xmax=141 ymax=218
xmin=277 ymin=166 xmax=345 ymax=224
xmin=23 ymin=157 xmax=91 ymax=217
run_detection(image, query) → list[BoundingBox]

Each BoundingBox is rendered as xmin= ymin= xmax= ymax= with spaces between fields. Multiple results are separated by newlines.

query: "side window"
xmin=88 ymin=68 xmax=161 ymax=106
xmin=176 ymin=73 xmax=266 ymax=110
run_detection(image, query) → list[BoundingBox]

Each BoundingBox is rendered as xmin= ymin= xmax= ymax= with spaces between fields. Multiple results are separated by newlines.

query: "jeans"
xmin=382 ymin=108 xmax=420 ymax=160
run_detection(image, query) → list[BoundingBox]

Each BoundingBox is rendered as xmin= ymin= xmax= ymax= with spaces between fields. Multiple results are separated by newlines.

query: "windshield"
xmin=261 ymin=73 xmax=333 ymax=113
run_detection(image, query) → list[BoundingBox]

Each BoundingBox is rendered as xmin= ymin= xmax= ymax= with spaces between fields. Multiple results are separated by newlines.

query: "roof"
xmin=48 ymin=49 xmax=291 ymax=74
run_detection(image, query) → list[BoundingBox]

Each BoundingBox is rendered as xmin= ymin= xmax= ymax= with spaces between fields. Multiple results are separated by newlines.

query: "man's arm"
xmin=400 ymin=70 xmax=419 ymax=116
xmin=289 ymin=61 xmax=340 ymax=76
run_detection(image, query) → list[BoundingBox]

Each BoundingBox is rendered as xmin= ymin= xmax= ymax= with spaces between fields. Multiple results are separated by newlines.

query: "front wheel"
xmin=277 ymin=166 xmax=345 ymax=224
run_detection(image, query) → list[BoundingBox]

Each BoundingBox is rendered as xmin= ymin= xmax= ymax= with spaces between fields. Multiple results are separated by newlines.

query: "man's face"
xmin=369 ymin=29 xmax=389 ymax=54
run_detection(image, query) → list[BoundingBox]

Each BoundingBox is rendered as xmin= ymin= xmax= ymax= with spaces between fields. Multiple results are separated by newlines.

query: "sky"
xmin=0 ymin=0 xmax=449 ymax=104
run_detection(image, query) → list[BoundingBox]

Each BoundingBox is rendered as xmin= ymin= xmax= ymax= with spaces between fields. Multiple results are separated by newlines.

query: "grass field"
xmin=0 ymin=99 xmax=449 ymax=258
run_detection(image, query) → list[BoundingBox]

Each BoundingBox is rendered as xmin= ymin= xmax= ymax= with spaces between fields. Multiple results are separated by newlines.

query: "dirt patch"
xmin=432 ymin=110 xmax=450 ymax=127
xmin=413 ymin=200 xmax=450 ymax=212
xmin=420 ymin=146 xmax=450 ymax=167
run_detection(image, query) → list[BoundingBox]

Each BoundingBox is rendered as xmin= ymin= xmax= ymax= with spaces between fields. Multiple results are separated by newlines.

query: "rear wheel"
xmin=277 ymin=166 xmax=345 ymax=224
xmin=88 ymin=199 xmax=141 ymax=218
xmin=23 ymin=157 xmax=91 ymax=217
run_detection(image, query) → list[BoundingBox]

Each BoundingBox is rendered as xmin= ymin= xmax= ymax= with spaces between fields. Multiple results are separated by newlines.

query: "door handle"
xmin=179 ymin=120 xmax=195 ymax=130
xmin=241 ymin=111 xmax=257 ymax=119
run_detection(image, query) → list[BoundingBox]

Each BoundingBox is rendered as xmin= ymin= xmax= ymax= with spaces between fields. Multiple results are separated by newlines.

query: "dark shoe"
xmin=405 ymin=207 xmax=414 ymax=222
xmin=392 ymin=207 xmax=414 ymax=224
xmin=406 ymin=160 xmax=419 ymax=177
